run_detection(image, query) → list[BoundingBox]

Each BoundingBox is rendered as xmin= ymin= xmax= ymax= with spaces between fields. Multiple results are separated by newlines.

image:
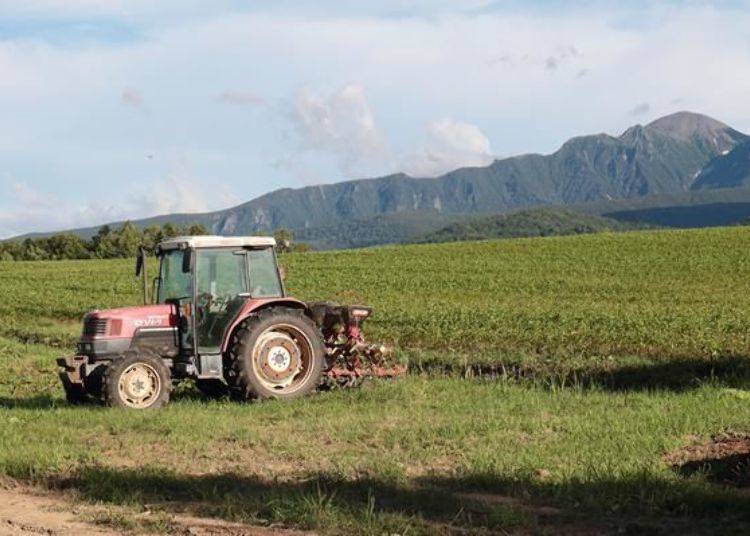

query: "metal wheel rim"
xmin=251 ymin=324 xmax=315 ymax=394
xmin=117 ymin=363 xmax=161 ymax=409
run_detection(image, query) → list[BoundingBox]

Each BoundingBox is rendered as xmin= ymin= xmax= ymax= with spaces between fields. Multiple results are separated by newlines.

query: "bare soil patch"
xmin=666 ymin=432 xmax=750 ymax=488
xmin=0 ymin=480 xmax=310 ymax=535
xmin=0 ymin=483 xmax=117 ymax=535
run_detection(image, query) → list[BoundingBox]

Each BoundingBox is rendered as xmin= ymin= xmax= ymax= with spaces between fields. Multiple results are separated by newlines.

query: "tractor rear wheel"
xmin=103 ymin=352 xmax=171 ymax=410
xmin=228 ymin=308 xmax=325 ymax=401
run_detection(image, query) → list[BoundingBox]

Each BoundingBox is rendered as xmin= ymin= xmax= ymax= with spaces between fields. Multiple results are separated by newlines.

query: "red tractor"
xmin=58 ymin=236 xmax=401 ymax=409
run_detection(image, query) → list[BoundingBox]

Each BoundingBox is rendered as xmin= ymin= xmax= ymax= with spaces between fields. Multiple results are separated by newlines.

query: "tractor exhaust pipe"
xmin=135 ymin=247 xmax=149 ymax=305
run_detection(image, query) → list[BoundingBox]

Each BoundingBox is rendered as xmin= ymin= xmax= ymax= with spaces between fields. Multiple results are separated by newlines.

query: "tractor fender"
xmin=220 ymin=297 xmax=309 ymax=353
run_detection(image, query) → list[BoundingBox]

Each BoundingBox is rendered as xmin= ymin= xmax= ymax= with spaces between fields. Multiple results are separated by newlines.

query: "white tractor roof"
xmin=159 ymin=235 xmax=276 ymax=250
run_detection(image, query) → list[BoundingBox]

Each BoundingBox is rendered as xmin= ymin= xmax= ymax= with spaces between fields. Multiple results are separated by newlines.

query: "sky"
xmin=1 ymin=0 xmax=750 ymax=237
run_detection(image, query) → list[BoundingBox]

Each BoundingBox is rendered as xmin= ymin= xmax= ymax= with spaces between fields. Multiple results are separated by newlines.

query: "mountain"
xmin=415 ymin=186 xmax=750 ymax=246
xmin=294 ymin=211 xmax=466 ymax=250
xmin=646 ymin=111 xmax=744 ymax=143
xmin=691 ymin=138 xmax=750 ymax=190
xmin=195 ymin=111 xmax=746 ymax=235
xmin=13 ymin=111 xmax=750 ymax=248
xmin=415 ymin=208 xmax=646 ymax=244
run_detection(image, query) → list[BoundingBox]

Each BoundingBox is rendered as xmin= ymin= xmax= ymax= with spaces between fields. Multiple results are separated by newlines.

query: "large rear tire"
xmin=228 ymin=308 xmax=325 ymax=401
xmin=103 ymin=352 xmax=171 ymax=410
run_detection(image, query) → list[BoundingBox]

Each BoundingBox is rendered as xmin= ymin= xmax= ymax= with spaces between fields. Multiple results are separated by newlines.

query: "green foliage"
xmin=0 ymin=227 xmax=749 ymax=533
xmin=115 ymin=222 xmax=141 ymax=258
xmin=0 ymin=222 xmax=209 ymax=262
xmin=2 ymin=226 xmax=750 ymax=363
xmin=416 ymin=207 xmax=648 ymax=243
xmin=294 ymin=211 xmax=465 ymax=249
xmin=45 ymin=234 xmax=90 ymax=260
xmin=273 ymin=228 xmax=312 ymax=253
xmin=282 ymin=226 xmax=750 ymax=362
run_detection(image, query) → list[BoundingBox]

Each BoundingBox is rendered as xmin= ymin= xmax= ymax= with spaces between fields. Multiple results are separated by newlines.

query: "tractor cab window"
xmin=196 ymin=249 xmax=248 ymax=301
xmin=194 ymin=249 xmax=249 ymax=353
xmin=248 ymin=248 xmax=283 ymax=298
xmin=157 ymin=249 xmax=192 ymax=303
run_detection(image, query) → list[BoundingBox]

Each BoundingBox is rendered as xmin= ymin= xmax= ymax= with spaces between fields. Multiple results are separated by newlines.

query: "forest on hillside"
xmin=0 ymin=223 xmax=313 ymax=261
xmin=0 ymin=222 xmax=209 ymax=261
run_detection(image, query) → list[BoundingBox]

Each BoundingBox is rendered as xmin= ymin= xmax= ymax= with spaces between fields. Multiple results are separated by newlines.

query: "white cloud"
xmin=132 ymin=175 xmax=239 ymax=217
xmin=120 ymin=87 xmax=143 ymax=108
xmin=290 ymin=84 xmax=390 ymax=176
xmin=0 ymin=177 xmax=238 ymax=238
xmin=403 ymin=119 xmax=495 ymax=177
xmin=629 ymin=102 xmax=651 ymax=116
xmin=0 ymin=0 xmax=235 ymax=20
xmin=2 ymin=2 xmax=750 ymax=236
xmin=216 ymin=90 xmax=265 ymax=106
xmin=11 ymin=182 xmax=52 ymax=209
xmin=0 ymin=0 xmax=125 ymax=17
xmin=0 ymin=182 xmax=123 ymax=237
xmin=0 ymin=1 xmax=496 ymax=20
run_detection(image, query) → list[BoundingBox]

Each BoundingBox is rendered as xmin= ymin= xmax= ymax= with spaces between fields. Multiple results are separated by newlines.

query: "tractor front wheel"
xmin=228 ymin=308 xmax=325 ymax=401
xmin=61 ymin=377 xmax=89 ymax=405
xmin=103 ymin=352 xmax=171 ymax=410
xmin=83 ymin=365 xmax=105 ymax=400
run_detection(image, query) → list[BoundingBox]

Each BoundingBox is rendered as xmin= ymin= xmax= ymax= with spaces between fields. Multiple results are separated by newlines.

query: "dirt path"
xmin=0 ymin=483 xmax=310 ymax=536
xmin=0 ymin=485 xmax=117 ymax=535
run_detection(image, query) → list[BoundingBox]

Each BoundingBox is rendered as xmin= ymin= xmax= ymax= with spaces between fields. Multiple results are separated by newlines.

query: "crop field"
xmin=1 ymin=227 xmax=750 ymax=534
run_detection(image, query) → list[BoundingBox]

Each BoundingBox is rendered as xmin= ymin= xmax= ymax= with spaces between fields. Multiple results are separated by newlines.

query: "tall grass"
xmin=0 ymin=227 xmax=749 ymax=533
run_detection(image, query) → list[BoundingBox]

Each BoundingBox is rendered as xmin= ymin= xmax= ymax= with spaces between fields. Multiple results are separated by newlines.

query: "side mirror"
xmin=135 ymin=249 xmax=144 ymax=277
xmin=278 ymin=266 xmax=286 ymax=281
xmin=182 ymin=249 xmax=192 ymax=273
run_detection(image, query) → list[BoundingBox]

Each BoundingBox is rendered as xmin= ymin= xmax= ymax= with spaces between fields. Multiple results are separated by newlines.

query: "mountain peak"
xmin=13 ymin=110 xmax=750 ymax=248
xmin=645 ymin=111 xmax=730 ymax=140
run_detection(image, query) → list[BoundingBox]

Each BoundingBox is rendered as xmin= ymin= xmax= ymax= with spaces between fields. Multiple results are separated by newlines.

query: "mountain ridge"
xmin=12 ymin=111 xmax=750 ymax=247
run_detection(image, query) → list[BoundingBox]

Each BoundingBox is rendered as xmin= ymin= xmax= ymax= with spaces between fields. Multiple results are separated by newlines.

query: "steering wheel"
xmin=212 ymin=294 xmax=230 ymax=312
xmin=196 ymin=292 xmax=214 ymax=320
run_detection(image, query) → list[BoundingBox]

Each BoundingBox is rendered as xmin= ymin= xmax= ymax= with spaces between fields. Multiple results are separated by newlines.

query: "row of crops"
xmin=1 ymin=226 xmax=749 ymax=364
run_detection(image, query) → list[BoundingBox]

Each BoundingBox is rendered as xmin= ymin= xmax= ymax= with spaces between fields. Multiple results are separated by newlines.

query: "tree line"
xmin=0 ymin=222 xmax=210 ymax=261
xmin=0 ymin=223 xmax=312 ymax=262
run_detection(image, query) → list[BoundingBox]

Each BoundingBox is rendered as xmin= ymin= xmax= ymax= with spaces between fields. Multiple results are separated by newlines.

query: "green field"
xmin=1 ymin=227 xmax=750 ymax=534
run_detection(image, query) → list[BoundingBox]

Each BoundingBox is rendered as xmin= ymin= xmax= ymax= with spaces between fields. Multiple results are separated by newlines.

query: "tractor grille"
xmin=83 ymin=317 xmax=109 ymax=336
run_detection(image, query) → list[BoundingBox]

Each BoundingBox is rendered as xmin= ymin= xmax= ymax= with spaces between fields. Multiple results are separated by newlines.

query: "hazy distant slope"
xmin=294 ymin=211 xmax=466 ymax=250
xmin=416 ymin=208 xmax=643 ymax=243
xmin=578 ymin=185 xmax=750 ymax=228
xmin=201 ymin=111 xmax=746 ymax=235
xmin=13 ymin=111 xmax=749 ymax=248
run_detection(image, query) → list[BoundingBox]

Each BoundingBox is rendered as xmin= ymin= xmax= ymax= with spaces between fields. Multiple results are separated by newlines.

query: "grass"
xmin=4 ymin=227 xmax=750 ymax=362
xmin=1 ymin=227 xmax=750 ymax=533
xmin=1 ymin=357 xmax=750 ymax=533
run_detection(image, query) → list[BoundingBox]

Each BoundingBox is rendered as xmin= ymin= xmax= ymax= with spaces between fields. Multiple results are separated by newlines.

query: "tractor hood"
xmin=83 ymin=304 xmax=176 ymax=340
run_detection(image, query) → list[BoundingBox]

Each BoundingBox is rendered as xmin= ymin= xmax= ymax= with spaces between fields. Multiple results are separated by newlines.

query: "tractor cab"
xmin=151 ymin=236 xmax=283 ymax=357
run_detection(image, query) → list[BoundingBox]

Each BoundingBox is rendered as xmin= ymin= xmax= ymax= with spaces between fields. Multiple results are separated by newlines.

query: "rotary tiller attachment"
xmin=307 ymin=302 xmax=406 ymax=388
